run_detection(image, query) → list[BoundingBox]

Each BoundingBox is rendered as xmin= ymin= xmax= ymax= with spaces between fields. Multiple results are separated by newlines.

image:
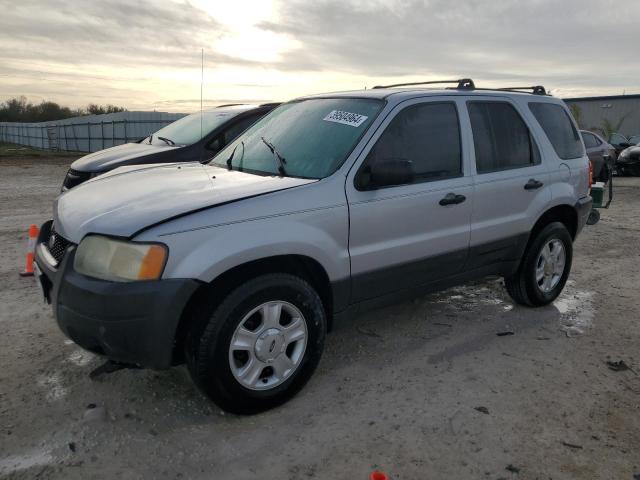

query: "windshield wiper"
xmin=261 ymin=137 xmax=287 ymax=176
xmin=225 ymin=141 xmax=244 ymax=170
xmin=157 ymin=136 xmax=176 ymax=146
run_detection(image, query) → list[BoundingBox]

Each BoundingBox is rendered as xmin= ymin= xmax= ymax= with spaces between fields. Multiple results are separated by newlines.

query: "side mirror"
xmin=360 ymin=159 xmax=414 ymax=190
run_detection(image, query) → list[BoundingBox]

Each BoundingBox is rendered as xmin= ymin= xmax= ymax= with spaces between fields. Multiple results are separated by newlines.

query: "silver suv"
xmin=34 ymin=79 xmax=592 ymax=414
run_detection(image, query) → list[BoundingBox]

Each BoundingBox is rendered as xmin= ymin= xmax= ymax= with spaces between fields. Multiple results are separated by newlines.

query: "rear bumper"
xmin=575 ymin=196 xmax=593 ymax=235
xmin=34 ymin=221 xmax=201 ymax=369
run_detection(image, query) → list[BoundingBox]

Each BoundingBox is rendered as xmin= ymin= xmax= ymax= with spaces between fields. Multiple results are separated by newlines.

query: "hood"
xmin=54 ymin=162 xmax=315 ymax=242
xmin=70 ymin=142 xmax=179 ymax=172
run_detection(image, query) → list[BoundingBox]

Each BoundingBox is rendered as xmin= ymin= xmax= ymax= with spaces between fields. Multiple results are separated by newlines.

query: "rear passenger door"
xmin=465 ymin=99 xmax=551 ymax=270
xmin=346 ymin=98 xmax=473 ymax=302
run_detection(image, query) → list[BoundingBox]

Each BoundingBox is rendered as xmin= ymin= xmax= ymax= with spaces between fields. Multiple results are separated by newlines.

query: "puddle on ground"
xmin=432 ymin=279 xmax=512 ymax=311
xmin=36 ymin=371 xmax=67 ymax=401
xmin=0 ymin=449 xmax=53 ymax=475
xmin=67 ymin=348 xmax=95 ymax=367
xmin=554 ymin=281 xmax=595 ymax=337
xmin=430 ymin=279 xmax=595 ymax=337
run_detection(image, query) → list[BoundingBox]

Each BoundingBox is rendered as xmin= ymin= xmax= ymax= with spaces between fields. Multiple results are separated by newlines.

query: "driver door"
xmin=346 ymin=98 xmax=473 ymax=302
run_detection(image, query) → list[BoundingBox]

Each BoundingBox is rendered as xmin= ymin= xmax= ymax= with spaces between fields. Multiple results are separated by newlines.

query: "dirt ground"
xmin=1 ymin=155 xmax=639 ymax=480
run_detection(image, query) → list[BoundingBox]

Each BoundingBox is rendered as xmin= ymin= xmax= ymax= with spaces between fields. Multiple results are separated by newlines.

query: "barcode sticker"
xmin=323 ymin=110 xmax=368 ymax=127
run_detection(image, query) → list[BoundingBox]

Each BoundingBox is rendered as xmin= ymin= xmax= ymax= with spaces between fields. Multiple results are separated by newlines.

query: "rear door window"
xmin=529 ymin=102 xmax=584 ymax=159
xmin=468 ymin=101 xmax=540 ymax=173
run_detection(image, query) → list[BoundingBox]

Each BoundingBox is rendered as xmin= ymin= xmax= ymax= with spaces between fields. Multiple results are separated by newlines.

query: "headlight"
xmin=74 ymin=235 xmax=168 ymax=282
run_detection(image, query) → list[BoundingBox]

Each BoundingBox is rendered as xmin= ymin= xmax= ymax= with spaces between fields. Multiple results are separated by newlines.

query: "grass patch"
xmin=0 ymin=142 xmax=84 ymax=158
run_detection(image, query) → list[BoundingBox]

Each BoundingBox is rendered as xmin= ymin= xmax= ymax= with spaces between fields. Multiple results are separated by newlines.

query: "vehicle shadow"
xmin=50 ymin=277 xmax=593 ymax=431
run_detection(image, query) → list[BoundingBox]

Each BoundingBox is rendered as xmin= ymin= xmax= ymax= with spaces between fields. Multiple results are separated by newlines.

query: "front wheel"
xmin=185 ymin=274 xmax=326 ymax=414
xmin=505 ymin=222 xmax=573 ymax=307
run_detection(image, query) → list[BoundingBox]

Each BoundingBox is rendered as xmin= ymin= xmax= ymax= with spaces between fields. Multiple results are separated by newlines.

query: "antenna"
xmin=200 ymin=48 xmax=204 ymax=141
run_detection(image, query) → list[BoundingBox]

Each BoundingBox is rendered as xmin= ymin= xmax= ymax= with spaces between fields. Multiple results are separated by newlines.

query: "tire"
xmin=185 ymin=273 xmax=326 ymax=414
xmin=504 ymin=222 xmax=573 ymax=307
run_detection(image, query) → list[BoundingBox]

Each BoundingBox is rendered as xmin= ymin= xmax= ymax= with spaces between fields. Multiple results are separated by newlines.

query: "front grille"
xmin=62 ymin=169 xmax=92 ymax=191
xmin=47 ymin=226 xmax=73 ymax=264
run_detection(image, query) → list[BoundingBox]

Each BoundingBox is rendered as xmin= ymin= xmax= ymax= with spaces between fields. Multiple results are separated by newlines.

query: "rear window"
xmin=581 ymin=132 xmax=598 ymax=148
xmin=529 ymin=103 xmax=584 ymax=159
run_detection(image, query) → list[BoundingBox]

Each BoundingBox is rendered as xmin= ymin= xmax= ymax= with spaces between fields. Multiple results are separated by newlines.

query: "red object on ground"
xmin=19 ymin=224 xmax=39 ymax=277
xmin=370 ymin=472 xmax=389 ymax=480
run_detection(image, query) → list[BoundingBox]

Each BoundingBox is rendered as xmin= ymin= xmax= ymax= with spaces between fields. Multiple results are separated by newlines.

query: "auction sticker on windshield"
xmin=323 ymin=110 xmax=368 ymax=127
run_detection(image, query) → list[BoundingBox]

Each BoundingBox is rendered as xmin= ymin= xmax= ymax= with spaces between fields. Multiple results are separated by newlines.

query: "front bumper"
xmin=574 ymin=196 xmax=593 ymax=235
xmin=34 ymin=220 xmax=201 ymax=369
xmin=616 ymin=156 xmax=640 ymax=174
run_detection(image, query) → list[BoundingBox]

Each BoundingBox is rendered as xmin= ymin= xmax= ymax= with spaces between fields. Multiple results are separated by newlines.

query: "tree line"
xmin=0 ymin=96 xmax=127 ymax=122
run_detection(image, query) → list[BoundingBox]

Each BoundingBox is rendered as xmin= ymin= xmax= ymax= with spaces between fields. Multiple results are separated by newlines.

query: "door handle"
xmin=439 ymin=192 xmax=466 ymax=206
xmin=524 ymin=179 xmax=544 ymax=190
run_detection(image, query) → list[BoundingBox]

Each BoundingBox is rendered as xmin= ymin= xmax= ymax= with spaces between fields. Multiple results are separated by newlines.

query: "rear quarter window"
xmin=529 ymin=102 xmax=584 ymax=159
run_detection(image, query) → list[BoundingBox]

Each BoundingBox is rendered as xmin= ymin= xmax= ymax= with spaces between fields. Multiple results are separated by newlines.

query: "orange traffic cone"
xmin=19 ymin=224 xmax=39 ymax=277
xmin=370 ymin=472 xmax=389 ymax=480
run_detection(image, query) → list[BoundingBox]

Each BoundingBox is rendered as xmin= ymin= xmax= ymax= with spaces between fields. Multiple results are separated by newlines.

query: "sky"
xmin=1 ymin=0 xmax=638 ymax=113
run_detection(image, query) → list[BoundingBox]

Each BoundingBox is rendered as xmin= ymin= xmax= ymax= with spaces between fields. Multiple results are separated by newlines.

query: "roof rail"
xmin=495 ymin=86 xmax=547 ymax=95
xmin=372 ymin=78 xmax=475 ymax=90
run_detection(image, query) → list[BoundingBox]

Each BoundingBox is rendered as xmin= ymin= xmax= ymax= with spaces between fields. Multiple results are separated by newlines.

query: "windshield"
xmin=149 ymin=111 xmax=239 ymax=146
xmin=629 ymin=135 xmax=640 ymax=145
xmin=210 ymin=98 xmax=384 ymax=179
xmin=608 ymin=133 xmax=628 ymax=145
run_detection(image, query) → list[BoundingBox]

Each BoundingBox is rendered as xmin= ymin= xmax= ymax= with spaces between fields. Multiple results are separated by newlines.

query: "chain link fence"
xmin=0 ymin=111 xmax=185 ymax=153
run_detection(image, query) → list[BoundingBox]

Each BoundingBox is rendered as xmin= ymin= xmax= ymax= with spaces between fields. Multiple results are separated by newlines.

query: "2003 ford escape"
xmin=34 ymin=79 xmax=592 ymax=414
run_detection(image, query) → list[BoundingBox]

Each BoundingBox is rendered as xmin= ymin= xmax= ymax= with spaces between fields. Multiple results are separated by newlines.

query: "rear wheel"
xmin=505 ymin=222 xmax=573 ymax=306
xmin=185 ymin=273 xmax=326 ymax=414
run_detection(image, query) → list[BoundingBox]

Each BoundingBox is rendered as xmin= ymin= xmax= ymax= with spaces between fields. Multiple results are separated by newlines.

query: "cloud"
xmin=0 ymin=0 xmax=639 ymax=110
xmin=263 ymin=0 xmax=640 ymax=92
xmin=0 ymin=0 xmax=253 ymax=69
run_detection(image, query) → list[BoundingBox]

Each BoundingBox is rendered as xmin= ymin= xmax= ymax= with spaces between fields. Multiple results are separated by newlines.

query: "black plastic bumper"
xmin=34 ymin=221 xmax=201 ymax=369
xmin=574 ymin=195 xmax=593 ymax=236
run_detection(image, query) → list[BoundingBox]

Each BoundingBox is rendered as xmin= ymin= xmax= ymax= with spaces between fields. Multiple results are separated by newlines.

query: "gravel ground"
xmin=1 ymin=156 xmax=639 ymax=480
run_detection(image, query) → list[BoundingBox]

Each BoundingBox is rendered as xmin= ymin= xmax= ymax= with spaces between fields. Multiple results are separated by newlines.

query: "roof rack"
xmin=372 ymin=78 xmax=475 ymax=90
xmin=495 ymin=86 xmax=547 ymax=95
xmin=371 ymin=78 xmax=549 ymax=95
xmin=215 ymin=103 xmax=244 ymax=108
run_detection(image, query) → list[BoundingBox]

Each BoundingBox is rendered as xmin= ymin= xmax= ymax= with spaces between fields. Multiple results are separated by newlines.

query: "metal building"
xmin=0 ymin=110 xmax=185 ymax=152
xmin=563 ymin=94 xmax=640 ymax=140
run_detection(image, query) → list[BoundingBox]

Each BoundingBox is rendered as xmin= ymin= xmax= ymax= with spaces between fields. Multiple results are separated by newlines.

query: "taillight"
xmin=588 ymin=160 xmax=593 ymax=190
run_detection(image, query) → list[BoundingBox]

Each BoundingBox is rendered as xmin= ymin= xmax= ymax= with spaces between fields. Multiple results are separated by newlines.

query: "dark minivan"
xmin=61 ymin=103 xmax=278 ymax=191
